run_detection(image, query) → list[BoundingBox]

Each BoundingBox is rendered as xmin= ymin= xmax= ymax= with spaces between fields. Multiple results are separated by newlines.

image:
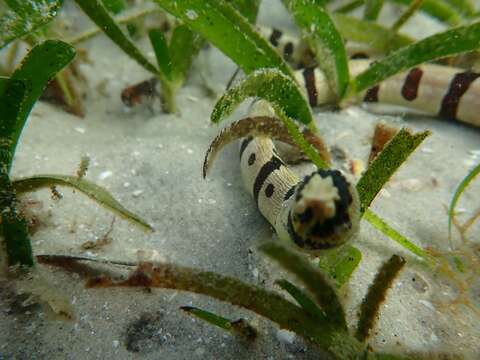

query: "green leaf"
xmin=284 ymin=0 xmax=349 ymax=98
xmin=332 ymin=14 xmax=413 ymax=53
xmin=348 ymin=21 xmax=480 ymax=96
xmin=151 ymin=0 xmax=293 ymax=78
xmin=355 ymin=255 xmax=406 ymax=342
xmin=0 ymin=0 xmax=63 ymax=49
xmin=276 ymin=279 xmax=327 ymax=320
xmin=317 ymin=245 xmax=362 ymax=288
xmin=356 ymin=128 xmax=430 ymax=213
xmin=448 ymin=162 xmax=480 ymax=237
xmin=211 ymin=69 xmax=312 ymax=125
xmin=364 ymin=0 xmax=384 ymax=20
xmin=225 ymin=0 xmax=261 ymax=23
xmin=390 ymin=0 xmax=425 ymax=33
xmin=181 ymin=306 xmax=257 ymax=339
xmin=390 ymin=0 xmax=463 ymax=25
xmin=148 ymin=29 xmax=172 ymax=80
xmin=101 ymin=0 xmax=126 ymax=14
xmin=0 ymin=77 xmax=33 ymax=266
xmin=259 ymin=242 xmax=347 ymax=331
xmin=6 ymin=40 xmax=76 ymax=172
xmin=12 ymin=174 xmax=153 ymax=231
xmin=363 ymin=209 xmax=433 ymax=262
xmin=169 ymin=25 xmax=204 ymax=85
xmin=181 ymin=306 xmax=233 ymax=331
xmin=73 ymin=0 xmax=158 ymax=75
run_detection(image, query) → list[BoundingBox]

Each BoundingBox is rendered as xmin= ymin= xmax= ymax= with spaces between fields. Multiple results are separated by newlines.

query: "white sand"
xmin=1 ymin=1 xmax=479 ymax=359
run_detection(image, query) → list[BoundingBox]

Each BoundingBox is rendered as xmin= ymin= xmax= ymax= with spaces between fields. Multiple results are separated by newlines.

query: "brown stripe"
xmin=401 ymin=68 xmax=423 ymax=101
xmin=364 ymin=85 xmax=379 ymax=102
xmin=269 ymin=28 xmax=282 ymax=47
xmin=303 ymin=67 xmax=317 ymax=107
xmin=439 ymin=71 xmax=480 ymax=120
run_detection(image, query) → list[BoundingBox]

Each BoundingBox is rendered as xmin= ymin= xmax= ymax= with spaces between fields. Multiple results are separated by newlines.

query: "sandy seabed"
xmin=1 ymin=1 xmax=479 ymax=359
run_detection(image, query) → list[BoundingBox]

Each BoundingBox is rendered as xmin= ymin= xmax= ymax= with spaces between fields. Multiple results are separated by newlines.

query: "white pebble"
xmin=132 ymin=189 xmax=143 ymax=197
xmin=187 ymin=148 xmax=194 ymax=154
xmin=112 ymin=340 xmax=119 ymax=348
xmin=123 ymin=182 xmax=130 ymax=188
xmin=75 ymin=127 xmax=86 ymax=134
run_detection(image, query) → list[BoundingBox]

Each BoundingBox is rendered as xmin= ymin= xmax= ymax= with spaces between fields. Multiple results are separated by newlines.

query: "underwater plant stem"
xmin=159 ymin=79 xmax=176 ymax=113
xmin=67 ymin=6 xmax=160 ymax=45
xmin=391 ymin=0 xmax=425 ymax=32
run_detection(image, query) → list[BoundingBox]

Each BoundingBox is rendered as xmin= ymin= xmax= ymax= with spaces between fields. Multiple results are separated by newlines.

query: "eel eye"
xmin=289 ymin=169 xmax=360 ymax=250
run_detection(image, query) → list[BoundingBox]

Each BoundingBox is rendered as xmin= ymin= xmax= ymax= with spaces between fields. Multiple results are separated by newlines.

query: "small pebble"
xmin=132 ymin=189 xmax=143 ymax=197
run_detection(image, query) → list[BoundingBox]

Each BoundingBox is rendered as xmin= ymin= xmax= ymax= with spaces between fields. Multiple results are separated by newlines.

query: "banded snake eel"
xmin=204 ymin=25 xmax=480 ymax=253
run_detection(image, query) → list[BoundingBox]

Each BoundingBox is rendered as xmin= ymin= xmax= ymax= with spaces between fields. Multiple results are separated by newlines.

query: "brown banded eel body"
xmin=260 ymin=26 xmax=480 ymax=128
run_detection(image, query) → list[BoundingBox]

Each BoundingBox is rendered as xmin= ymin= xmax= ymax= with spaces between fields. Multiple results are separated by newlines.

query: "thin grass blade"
xmin=355 ymin=255 xmax=406 ymax=342
xmin=317 ymin=245 xmax=362 ymax=288
xmin=0 ymin=0 xmax=63 ymax=49
xmin=259 ymin=242 xmax=347 ymax=330
xmin=181 ymin=306 xmax=257 ymax=340
xmin=151 ymin=0 xmax=293 ymax=78
xmin=275 ymin=279 xmax=327 ymax=320
xmin=390 ymin=0 xmax=462 ymax=25
xmin=73 ymin=0 xmax=158 ymax=74
xmin=284 ymin=0 xmax=349 ymax=98
xmin=332 ymin=14 xmax=413 ymax=53
xmin=181 ymin=306 xmax=234 ymax=331
xmin=348 ymin=22 xmax=480 ymax=96
xmin=390 ymin=0 xmax=424 ymax=33
xmin=169 ymin=25 xmax=204 ymax=86
xmin=356 ymin=128 xmax=430 ymax=213
xmin=12 ymin=175 xmax=153 ymax=231
xmin=448 ymin=162 xmax=480 ymax=237
xmin=364 ymin=0 xmax=385 ymax=20
xmin=364 ymin=209 xmax=433 ymax=262
xmin=148 ymin=29 xmax=172 ymax=80
xmin=8 ymin=40 xmax=75 ymax=172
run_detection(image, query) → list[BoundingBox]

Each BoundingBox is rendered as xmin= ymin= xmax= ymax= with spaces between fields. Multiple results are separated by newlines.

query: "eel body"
xmin=209 ymin=26 xmax=480 ymax=252
xmin=260 ymin=25 xmax=480 ymax=128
